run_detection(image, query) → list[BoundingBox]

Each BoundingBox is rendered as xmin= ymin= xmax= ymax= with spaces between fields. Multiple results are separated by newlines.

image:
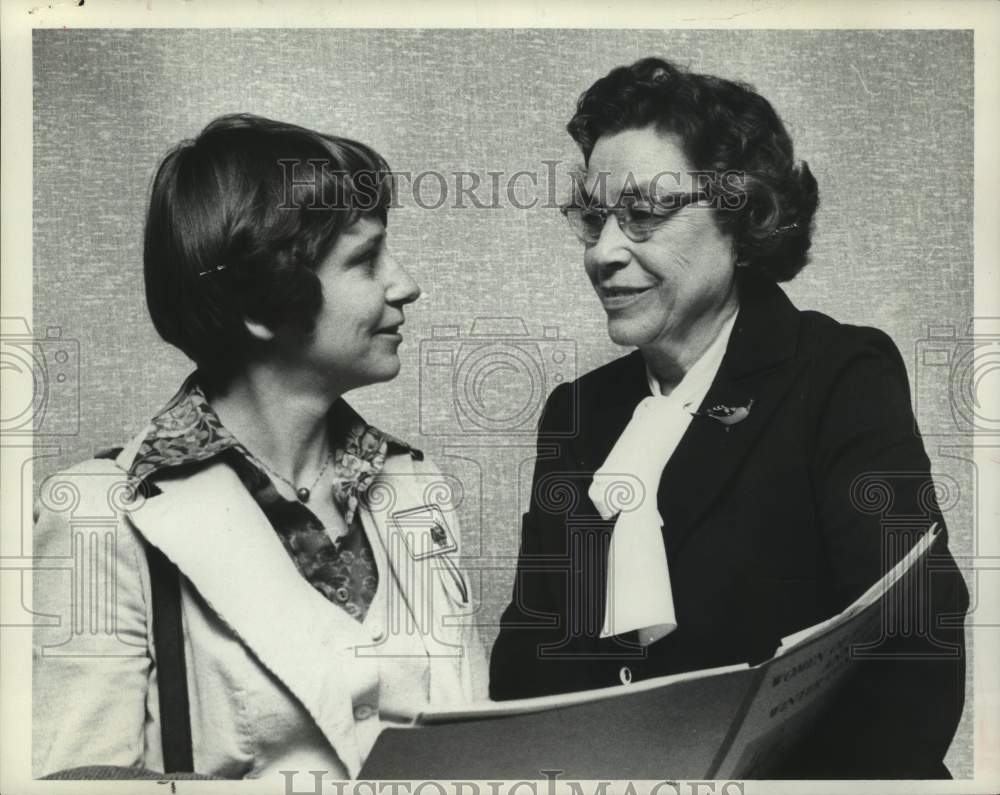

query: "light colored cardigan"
xmin=33 ymin=429 xmax=488 ymax=780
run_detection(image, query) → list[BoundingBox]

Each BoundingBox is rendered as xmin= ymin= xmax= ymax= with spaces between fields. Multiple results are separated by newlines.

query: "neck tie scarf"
xmin=588 ymin=311 xmax=737 ymax=646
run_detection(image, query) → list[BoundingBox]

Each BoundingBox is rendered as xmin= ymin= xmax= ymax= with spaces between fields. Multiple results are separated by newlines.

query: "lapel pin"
xmin=390 ymin=505 xmax=468 ymax=604
xmin=391 ymin=504 xmax=458 ymax=559
xmin=691 ymin=399 xmax=754 ymax=426
xmin=430 ymin=522 xmax=448 ymax=546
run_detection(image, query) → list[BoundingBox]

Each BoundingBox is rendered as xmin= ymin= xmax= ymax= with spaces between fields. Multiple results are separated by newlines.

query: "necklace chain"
xmin=246 ymin=447 xmax=334 ymax=503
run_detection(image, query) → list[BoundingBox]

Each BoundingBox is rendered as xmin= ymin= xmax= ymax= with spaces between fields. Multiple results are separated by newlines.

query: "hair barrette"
xmin=769 ymin=222 xmax=799 ymax=237
xmin=198 ymin=263 xmax=228 ymax=278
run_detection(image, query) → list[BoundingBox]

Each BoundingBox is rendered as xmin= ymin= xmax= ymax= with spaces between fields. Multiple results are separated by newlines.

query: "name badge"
xmin=391 ymin=504 xmax=458 ymax=560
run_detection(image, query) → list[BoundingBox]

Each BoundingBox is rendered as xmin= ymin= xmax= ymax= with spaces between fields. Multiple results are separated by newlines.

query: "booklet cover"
xmin=360 ymin=525 xmax=940 ymax=780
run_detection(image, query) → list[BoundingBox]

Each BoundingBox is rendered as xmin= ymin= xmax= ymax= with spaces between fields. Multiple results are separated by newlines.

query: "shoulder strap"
xmin=146 ymin=543 xmax=194 ymax=774
xmin=93 ymin=447 xmax=194 ymax=772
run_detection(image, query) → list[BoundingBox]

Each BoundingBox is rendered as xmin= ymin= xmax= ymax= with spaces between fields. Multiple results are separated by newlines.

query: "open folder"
xmin=360 ymin=525 xmax=942 ymax=780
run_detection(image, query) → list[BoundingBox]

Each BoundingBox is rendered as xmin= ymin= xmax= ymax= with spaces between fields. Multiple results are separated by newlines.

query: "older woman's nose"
xmin=383 ymin=251 xmax=422 ymax=305
xmin=585 ymin=214 xmax=632 ymax=274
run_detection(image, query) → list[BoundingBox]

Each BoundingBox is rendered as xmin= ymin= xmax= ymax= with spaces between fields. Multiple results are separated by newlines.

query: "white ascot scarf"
xmin=589 ymin=311 xmax=737 ymax=646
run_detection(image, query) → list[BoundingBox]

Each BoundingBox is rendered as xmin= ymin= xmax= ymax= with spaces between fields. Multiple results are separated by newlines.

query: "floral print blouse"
xmin=126 ymin=375 xmax=418 ymax=623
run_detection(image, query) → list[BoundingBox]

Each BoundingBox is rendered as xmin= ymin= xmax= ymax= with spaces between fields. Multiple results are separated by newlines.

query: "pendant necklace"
xmin=248 ymin=448 xmax=334 ymax=503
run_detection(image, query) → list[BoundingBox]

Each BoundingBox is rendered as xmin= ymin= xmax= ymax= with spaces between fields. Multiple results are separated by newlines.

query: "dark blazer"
xmin=489 ymin=270 xmax=968 ymax=779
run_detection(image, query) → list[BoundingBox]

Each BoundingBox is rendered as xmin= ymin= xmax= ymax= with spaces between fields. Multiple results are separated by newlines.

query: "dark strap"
xmin=146 ymin=543 xmax=194 ymax=774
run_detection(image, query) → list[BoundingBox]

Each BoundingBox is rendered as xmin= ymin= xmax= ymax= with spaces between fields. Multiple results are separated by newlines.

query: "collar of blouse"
xmin=126 ymin=373 xmax=421 ymax=511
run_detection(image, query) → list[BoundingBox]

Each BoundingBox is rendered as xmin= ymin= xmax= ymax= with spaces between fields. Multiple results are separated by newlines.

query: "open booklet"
xmin=360 ymin=524 xmax=941 ymax=780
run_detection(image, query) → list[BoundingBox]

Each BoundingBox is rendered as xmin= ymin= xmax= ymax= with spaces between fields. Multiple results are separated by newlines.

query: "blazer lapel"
xmin=125 ymin=462 xmax=366 ymax=775
xmin=558 ymin=353 xmax=648 ymax=634
xmin=657 ymin=270 xmax=806 ymax=556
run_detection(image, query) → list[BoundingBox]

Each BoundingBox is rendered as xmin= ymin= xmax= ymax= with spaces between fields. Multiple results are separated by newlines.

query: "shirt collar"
xmin=128 ymin=372 xmax=421 ymax=485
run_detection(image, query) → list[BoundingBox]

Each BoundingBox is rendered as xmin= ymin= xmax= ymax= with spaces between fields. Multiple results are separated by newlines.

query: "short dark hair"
xmin=143 ymin=113 xmax=393 ymax=383
xmin=567 ymin=57 xmax=819 ymax=281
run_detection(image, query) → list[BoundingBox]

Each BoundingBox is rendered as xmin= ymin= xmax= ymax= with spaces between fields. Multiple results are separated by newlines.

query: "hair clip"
xmin=198 ymin=263 xmax=228 ymax=278
xmin=769 ymin=222 xmax=799 ymax=237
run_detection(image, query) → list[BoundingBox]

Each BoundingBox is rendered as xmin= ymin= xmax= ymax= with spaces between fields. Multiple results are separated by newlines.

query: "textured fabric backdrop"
xmin=32 ymin=29 xmax=973 ymax=772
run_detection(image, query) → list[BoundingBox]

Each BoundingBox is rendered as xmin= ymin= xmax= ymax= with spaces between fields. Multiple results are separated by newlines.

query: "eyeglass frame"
xmin=559 ymin=190 xmax=709 ymax=244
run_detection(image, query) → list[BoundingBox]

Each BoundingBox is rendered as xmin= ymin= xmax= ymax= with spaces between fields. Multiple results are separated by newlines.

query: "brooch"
xmin=690 ymin=399 xmax=754 ymax=426
xmin=391 ymin=504 xmax=458 ymax=559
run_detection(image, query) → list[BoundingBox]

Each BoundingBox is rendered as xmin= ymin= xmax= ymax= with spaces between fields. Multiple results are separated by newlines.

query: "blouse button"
xmin=354 ymin=704 xmax=375 ymax=721
xmin=369 ymin=622 xmax=386 ymax=642
xmin=334 ymin=587 xmax=349 ymax=603
xmin=619 ymin=666 xmax=633 ymax=685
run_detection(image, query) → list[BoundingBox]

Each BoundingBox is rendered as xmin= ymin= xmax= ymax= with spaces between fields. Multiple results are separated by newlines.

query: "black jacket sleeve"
xmin=489 ymin=381 xmax=589 ymax=699
xmin=776 ymin=326 xmax=968 ymax=778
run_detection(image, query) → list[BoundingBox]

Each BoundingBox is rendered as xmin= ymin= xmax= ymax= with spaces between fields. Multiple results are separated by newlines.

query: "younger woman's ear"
xmin=243 ymin=317 xmax=276 ymax=342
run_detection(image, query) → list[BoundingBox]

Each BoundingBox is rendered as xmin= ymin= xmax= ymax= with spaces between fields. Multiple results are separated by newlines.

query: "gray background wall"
xmin=32 ymin=29 xmax=974 ymax=773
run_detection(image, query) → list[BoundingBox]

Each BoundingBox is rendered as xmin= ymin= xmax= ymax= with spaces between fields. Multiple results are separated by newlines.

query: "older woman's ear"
xmin=243 ymin=317 xmax=276 ymax=342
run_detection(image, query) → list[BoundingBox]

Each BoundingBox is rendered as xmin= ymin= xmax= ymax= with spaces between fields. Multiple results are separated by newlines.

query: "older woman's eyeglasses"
xmin=560 ymin=191 xmax=707 ymax=244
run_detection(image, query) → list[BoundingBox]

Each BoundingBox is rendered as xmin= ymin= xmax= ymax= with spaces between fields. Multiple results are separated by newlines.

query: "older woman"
xmin=33 ymin=114 xmax=486 ymax=780
xmin=489 ymin=58 xmax=968 ymax=778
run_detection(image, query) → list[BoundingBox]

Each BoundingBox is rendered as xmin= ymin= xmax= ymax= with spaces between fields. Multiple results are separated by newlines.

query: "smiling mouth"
xmin=376 ymin=324 xmax=403 ymax=336
xmin=597 ymin=285 xmax=654 ymax=309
